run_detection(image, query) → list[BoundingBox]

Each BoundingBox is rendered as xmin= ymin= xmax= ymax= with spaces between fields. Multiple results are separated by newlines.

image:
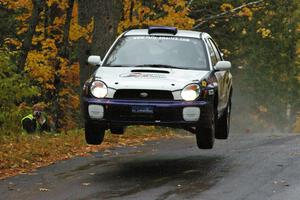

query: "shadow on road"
xmin=87 ymin=155 xmax=226 ymax=199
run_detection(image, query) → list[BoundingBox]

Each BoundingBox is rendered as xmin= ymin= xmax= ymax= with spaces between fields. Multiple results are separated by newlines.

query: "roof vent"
xmin=148 ymin=26 xmax=178 ymax=35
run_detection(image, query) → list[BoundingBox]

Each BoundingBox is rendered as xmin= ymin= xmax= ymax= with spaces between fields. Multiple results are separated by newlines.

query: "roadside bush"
xmin=0 ymin=48 xmax=37 ymax=134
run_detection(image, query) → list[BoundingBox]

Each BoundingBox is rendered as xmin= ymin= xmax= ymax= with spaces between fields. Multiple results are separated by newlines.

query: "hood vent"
xmin=131 ymin=69 xmax=170 ymax=74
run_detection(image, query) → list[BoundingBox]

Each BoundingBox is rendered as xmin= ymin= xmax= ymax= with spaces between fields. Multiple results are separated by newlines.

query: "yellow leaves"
xmin=25 ymin=50 xmax=56 ymax=90
xmin=53 ymin=16 xmax=66 ymax=28
xmin=69 ymin=16 xmax=94 ymax=42
xmin=47 ymin=0 xmax=69 ymax=10
xmin=220 ymin=3 xmax=234 ymax=12
xmin=118 ymin=0 xmax=195 ymax=33
xmin=42 ymin=39 xmax=58 ymax=56
xmin=257 ymin=27 xmax=272 ymax=38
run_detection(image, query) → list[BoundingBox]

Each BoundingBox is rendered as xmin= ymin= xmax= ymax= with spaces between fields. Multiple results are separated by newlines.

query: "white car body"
xmin=82 ymin=27 xmax=233 ymax=149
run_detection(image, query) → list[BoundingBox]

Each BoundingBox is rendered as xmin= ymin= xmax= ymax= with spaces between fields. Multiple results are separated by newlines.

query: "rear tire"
xmin=196 ymin=110 xmax=215 ymax=149
xmin=85 ymin=122 xmax=105 ymax=145
xmin=215 ymin=98 xmax=231 ymax=140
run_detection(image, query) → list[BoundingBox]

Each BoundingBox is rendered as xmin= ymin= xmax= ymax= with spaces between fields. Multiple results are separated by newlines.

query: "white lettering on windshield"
xmin=132 ymin=36 xmax=190 ymax=42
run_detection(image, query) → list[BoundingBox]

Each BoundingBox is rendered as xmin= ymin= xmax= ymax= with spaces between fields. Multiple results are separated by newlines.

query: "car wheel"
xmin=85 ymin=122 xmax=105 ymax=145
xmin=110 ymin=126 xmax=125 ymax=135
xmin=196 ymin=110 xmax=215 ymax=149
xmin=215 ymin=98 xmax=231 ymax=139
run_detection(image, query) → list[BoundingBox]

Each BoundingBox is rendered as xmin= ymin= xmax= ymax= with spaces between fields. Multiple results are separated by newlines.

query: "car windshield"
xmin=103 ymin=36 xmax=209 ymax=70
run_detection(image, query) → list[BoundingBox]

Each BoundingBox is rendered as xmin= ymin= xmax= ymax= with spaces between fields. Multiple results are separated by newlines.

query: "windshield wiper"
xmin=134 ymin=64 xmax=185 ymax=69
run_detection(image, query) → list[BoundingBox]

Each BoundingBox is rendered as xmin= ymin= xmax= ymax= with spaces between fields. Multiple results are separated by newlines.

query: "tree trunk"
xmin=62 ymin=0 xmax=75 ymax=58
xmin=91 ymin=0 xmax=123 ymax=58
xmin=18 ymin=0 xmax=44 ymax=71
xmin=78 ymin=0 xmax=123 ymax=89
xmin=52 ymin=0 xmax=75 ymax=131
xmin=78 ymin=0 xmax=94 ymax=90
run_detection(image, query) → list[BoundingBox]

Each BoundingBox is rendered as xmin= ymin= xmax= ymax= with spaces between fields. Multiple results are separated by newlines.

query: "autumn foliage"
xmin=0 ymin=0 xmax=299 ymax=133
xmin=0 ymin=0 xmax=94 ymax=131
xmin=118 ymin=0 xmax=195 ymax=33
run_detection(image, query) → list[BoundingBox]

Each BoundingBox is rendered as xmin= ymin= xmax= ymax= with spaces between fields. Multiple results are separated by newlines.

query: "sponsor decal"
xmin=201 ymin=80 xmax=207 ymax=87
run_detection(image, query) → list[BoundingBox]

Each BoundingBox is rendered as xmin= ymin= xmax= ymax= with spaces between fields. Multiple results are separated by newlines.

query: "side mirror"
xmin=214 ymin=61 xmax=231 ymax=71
xmin=88 ymin=55 xmax=101 ymax=66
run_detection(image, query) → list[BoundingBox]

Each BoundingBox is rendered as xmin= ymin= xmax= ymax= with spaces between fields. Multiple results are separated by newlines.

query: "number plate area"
xmin=131 ymin=105 xmax=154 ymax=114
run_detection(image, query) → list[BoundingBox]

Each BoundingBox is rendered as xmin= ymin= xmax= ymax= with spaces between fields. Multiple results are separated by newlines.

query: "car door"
xmin=207 ymin=39 xmax=228 ymax=113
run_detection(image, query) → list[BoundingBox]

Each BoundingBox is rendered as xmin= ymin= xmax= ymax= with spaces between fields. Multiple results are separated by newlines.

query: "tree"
xmin=190 ymin=0 xmax=300 ymax=132
xmin=18 ymin=0 xmax=45 ymax=71
xmin=0 ymin=47 xmax=37 ymax=132
xmin=77 ymin=0 xmax=122 ymax=90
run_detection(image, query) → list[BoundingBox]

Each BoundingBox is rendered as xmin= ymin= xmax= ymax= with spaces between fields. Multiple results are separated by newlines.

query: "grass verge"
xmin=0 ymin=126 xmax=178 ymax=180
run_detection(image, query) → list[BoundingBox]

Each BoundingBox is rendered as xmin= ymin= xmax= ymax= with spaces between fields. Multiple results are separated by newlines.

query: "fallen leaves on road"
xmin=39 ymin=188 xmax=49 ymax=192
xmin=82 ymin=182 xmax=91 ymax=186
xmin=0 ymin=126 xmax=178 ymax=180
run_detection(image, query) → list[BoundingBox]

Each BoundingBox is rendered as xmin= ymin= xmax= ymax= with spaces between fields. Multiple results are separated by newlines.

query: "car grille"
xmin=114 ymin=90 xmax=174 ymax=100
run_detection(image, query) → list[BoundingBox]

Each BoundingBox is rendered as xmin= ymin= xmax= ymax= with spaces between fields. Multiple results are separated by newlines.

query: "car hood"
xmin=95 ymin=66 xmax=210 ymax=91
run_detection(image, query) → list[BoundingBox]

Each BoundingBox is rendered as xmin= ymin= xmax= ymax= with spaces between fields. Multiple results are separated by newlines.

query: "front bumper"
xmin=82 ymin=97 xmax=213 ymax=127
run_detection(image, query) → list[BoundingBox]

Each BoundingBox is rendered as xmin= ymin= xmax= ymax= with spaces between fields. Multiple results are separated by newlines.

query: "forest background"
xmin=0 ymin=0 xmax=299 ymax=134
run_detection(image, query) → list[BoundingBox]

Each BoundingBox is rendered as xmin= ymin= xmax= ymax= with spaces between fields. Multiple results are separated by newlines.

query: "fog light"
xmin=183 ymin=107 xmax=200 ymax=121
xmin=88 ymin=105 xmax=104 ymax=119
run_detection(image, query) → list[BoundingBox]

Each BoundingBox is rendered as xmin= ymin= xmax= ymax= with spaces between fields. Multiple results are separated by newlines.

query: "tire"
xmin=215 ymin=98 xmax=231 ymax=139
xmin=85 ymin=122 xmax=105 ymax=145
xmin=196 ymin=110 xmax=215 ymax=149
xmin=110 ymin=126 xmax=125 ymax=135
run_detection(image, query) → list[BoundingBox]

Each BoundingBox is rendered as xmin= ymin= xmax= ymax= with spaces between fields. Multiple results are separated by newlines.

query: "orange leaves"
xmin=118 ymin=0 xmax=195 ymax=33
xmin=0 ymin=0 xmax=32 ymax=10
xmin=238 ymin=7 xmax=253 ymax=21
xmin=69 ymin=0 xmax=94 ymax=42
xmin=4 ymin=38 xmax=22 ymax=49
xmin=59 ymin=61 xmax=80 ymax=87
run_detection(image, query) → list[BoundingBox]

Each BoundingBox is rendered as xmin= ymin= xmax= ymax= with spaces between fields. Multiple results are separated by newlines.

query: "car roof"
xmin=124 ymin=29 xmax=209 ymax=39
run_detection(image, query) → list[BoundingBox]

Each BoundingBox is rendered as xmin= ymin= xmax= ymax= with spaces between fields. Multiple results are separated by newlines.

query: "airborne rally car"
xmin=82 ymin=27 xmax=232 ymax=149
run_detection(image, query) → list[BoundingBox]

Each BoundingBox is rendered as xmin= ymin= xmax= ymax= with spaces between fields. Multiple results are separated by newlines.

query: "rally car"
xmin=82 ymin=27 xmax=232 ymax=149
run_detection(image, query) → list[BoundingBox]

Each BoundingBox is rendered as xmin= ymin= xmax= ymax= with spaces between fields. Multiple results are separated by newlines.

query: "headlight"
xmin=181 ymin=84 xmax=200 ymax=101
xmin=90 ymin=81 xmax=108 ymax=98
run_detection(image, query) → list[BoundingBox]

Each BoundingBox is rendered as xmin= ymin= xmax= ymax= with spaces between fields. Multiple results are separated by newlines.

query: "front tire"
xmin=196 ymin=110 xmax=215 ymax=149
xmin=85 ymin=122 xmax=105 ymax=145
xmin=215 ymin=98 xmax=231 ymax=139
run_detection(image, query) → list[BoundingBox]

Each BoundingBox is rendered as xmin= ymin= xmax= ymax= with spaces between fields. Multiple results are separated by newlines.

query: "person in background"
xmin=33 ymin=110 xmax=51 ymax=132
xmin=21 ymin=113 xmax=37 ymax=134
xmin=21 ymin=108 xmax=51 ymax=133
